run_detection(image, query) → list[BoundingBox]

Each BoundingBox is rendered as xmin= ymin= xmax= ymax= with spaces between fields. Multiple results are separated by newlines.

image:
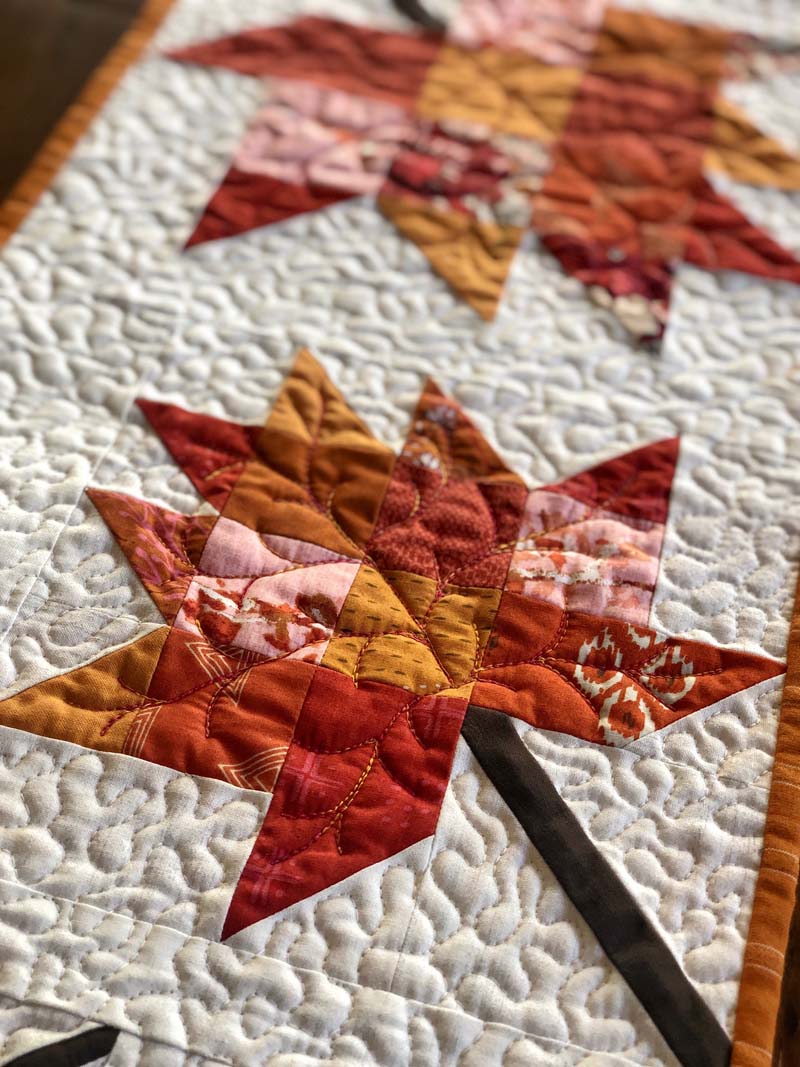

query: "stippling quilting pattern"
xmin=0 ymin=727 xmax=268 ymax=937
xmin=519 ymin=682 xmax=783 ymax=1022
xmin=1 ymin=314 xmax=799 ymax=1063
xmin=1 ymin=0 xmax=800 ymax=1063
xmin=0 ymin=749 xmax=678 ymax=1067
xmin=0 ymin=711 xmax=780 ymax=1064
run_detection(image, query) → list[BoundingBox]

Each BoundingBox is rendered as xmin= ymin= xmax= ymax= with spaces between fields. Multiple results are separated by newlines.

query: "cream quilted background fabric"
xmin=2 ymin=0 xmax=800 ymax=1063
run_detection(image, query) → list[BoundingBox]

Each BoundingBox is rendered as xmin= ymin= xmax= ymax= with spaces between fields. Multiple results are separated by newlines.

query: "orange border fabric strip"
xmin=0 ymin=0 xmax=176 ymax=246
xmin=732 ymin=571 xmax=800 ymax=1066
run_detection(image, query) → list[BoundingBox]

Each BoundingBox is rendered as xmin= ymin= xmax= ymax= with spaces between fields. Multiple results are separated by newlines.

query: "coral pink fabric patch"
xmin=508 ymin=489 xmax=664 ymax=624
xmin=234 ymin=80 xmax=416 ymax=194
xmin=450 ymin=0 xmax=605 ymax=64
xmin=174 ymin=560 xmax=359 ymax=659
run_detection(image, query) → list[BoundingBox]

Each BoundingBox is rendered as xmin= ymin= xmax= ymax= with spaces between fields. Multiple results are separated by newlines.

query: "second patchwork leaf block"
xmin=171 ymin=3 xmax=800 ymax=340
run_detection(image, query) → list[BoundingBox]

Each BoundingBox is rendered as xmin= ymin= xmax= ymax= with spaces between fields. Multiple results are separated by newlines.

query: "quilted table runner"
xmin=1 ymin=0 xmax=800 ymax=1064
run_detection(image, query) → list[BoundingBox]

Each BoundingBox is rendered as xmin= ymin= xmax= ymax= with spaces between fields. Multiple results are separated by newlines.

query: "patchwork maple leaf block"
xmin=170 ymin=1 xmax=800 ymax=340
xmin=0 ymin=350 xmax=782 ymax=949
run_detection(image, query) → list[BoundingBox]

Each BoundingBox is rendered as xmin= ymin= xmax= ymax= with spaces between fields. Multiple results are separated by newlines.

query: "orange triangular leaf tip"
xmin=379 ymin=196 xmax=524 ymax=321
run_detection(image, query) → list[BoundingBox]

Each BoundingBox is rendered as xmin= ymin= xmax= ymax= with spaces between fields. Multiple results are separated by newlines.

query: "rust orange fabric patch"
xmin=170 ymin=6 xmax=800 ymax=344
xmin=732 ymin=569 xmax=800 ymax=1066
xmin=379 ymin=195 xmax=525 ymax=319
xmin=0 ymin=349 xmax=783 ymax=939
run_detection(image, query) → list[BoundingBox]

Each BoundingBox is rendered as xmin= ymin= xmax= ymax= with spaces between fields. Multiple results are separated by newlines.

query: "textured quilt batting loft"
xmin=2 ymin=0 xmax=800 ymax=1065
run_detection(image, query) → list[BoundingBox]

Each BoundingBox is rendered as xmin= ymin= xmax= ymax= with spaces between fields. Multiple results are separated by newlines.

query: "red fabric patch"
xmin=124 ymin=628 xmax=318 ymax=792
xmin=681 ymin=179 xmax=800 ymax=283
xmin=368 ymin=380 xmax=527 ymax=584
xmin=222 ymin=667 xmax=467 ymax=937
xmin=540 ymin=234 xmax=673 ymax=305
xmin=169 ymin=17 xmax=442 ymax=107
xmin=541 ymin=436 xmax=680 ymax=524
xmin=185 ymin=167 xmax=358 ymax=248
xmin=563 ymin=76 xmax=718 ymax=146
xmin=370 ymin=470 xmax=508 ymax=581
xmin=137 ymin=398 xmax=260 ymax=511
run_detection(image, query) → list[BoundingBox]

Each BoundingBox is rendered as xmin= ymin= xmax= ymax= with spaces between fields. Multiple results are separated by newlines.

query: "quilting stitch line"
xmin=0 ymin=309 xmax=190 ymax=651
xmin=0 ymin=880 xmax=678 ymax=1067
xmin=0 ymin=984 xmax=675 ymax=1067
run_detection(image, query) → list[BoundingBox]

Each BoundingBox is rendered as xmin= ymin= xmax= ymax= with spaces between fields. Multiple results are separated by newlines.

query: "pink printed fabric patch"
xmin=174 ymin=517 xmax=360 ymax=660
xmin=199 ymin=516 xmax=359 ymax=575
xmin=234 ymin=80 xmax=416 ymax=194
xmin=450 ymin=0 xmax=605 ymax=64
xmin=508 ymin=488 xmax=665 ymax=624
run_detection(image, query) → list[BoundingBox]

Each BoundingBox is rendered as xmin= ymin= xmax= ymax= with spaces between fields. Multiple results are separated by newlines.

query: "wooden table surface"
xmin=0 ymin=0 xmax=143 ymax=201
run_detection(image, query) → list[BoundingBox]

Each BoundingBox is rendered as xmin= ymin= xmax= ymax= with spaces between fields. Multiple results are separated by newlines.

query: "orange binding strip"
xmin=0 ymin=0 xmax=176 ymax=245
xmin=732 ymin=569 xmax=800 ymax=1066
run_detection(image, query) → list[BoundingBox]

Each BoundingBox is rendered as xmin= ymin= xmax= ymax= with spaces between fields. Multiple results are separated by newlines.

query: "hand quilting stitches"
xmin=169 ymin=3 xmax=800 ymax=342
xmin=0 ymin=350 xmax=783 ymax=937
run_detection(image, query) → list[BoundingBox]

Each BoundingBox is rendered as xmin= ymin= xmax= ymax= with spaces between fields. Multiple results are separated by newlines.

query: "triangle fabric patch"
xmin=87 ymin=489 xmax=215 ymax=624
xmin=168 ymin=17 xmax=442 ymax=107
xmin=379 ymin=195 xmax=525 ymax=320
xmin=708 ymin=97 xmax=800 ymax=191
xmin=541 ymin=436 xmax=680 ymax=524
xmin=137 ymin=398 xmax=260 ymax=512
xmin=185 ymin=168 xmax=358 ymax=248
